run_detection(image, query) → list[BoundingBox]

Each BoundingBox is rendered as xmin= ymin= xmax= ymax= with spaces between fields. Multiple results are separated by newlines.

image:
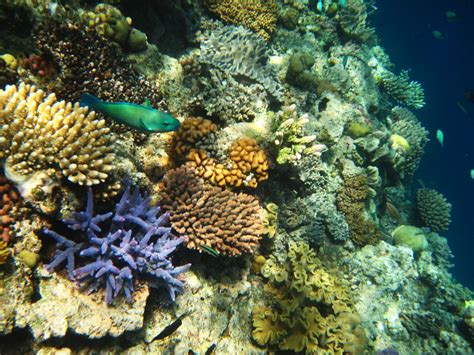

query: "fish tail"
xmin=80 ymin=93 xmax=102 ymax=110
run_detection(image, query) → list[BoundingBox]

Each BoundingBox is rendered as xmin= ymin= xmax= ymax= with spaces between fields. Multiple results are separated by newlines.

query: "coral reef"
xmin=199 ymin=24 xmax=283 ymax=99
xmin=159 ymin=166 xmax=263 ymax=256
xmin=0 ymin=240 xmax=10 ymax=264
xmin=44 ymin=187 xmax=190 ymax=304
xmin=253 ymin=242 xmax=367 ymax=353
xmin=416 ymin=188 xmax=452 ymax=232
xmin=337 ymin=0 xmax=376 ymax=43
xmin=389 ymin=106 xmax=429 ymax=179
xmin=33 ymin=22 xmax=160 ymax=105
xmin=378 ymin=69 xmax=426 ymax=109
xmin=0 ymin=83 xmax=115 ymax=196
xmin=203 ymin=0 xmax=278 ymax=41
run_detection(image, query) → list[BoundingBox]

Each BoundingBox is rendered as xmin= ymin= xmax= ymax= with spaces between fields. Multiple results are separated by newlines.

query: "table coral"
xmin=159 ymin=166 xmax=263 ymax=256
xmin=0 ymin=83 xmax=115 ymax=191
xmin=253 ymin=242 xmax=367 ymax=354
xmin=44 ymin=186 xmax=190 ymax=304
xmin=203 ymin=0 xmax=278 ymax=41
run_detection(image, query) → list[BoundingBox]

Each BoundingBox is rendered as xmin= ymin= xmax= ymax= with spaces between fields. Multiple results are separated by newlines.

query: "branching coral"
xmin=253 ymin=242 xmax=367 ymax=353
xmin=200 ymin=25 xmax=283 ymax=99
xmin=0 ymin=173 xmax=20 ymax=243
xmin=203 ymin=0 xmax=278 ymax=41
xmin=416 ymin=188 xmax=452 ymax=232
xmin=266 ymin=105 xmax=324 ymax=165
xmin=0 ymin=83 xmax=115 ymax=190
xmin=34 ymin=22 xmax=159 ymax=105
xmin=159 ymin=166 xmax=263 ymax=256
xmin=378 ymin=69 xmax=425 ymax=109
xmin=337 ymin=0 xmax=376 ymax=43
xmin=337 ymin=173 xmax=380 ymax=246
xmin=389 ymin=107 xmax=429 ymax=179
xmin=44 ymin=186 xmax=190 ymax=304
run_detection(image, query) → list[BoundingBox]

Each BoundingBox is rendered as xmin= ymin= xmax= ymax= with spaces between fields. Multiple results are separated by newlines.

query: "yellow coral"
xmin=0 ymin=240 xmax=10 ymax=264
xmin=203 ymin=0 xmax=278 ymax=41
xmin=172 ymin=117 xmax=217 ymax=157
xmin=262 ymin=202 xmax=278 ymax=238
xmin=230 ymin=137 xmax=268 ymax=187
xmin=253 ymin=241 xmax=366 ymax=354
xmin=0 ymin=83 xmax=115 ymax=187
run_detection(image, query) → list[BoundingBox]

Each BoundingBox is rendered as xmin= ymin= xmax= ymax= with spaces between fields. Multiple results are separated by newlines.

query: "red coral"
xmin=0 ymin=174 xmax=20 ymax=242
xmin=20 ymin=54 xmax=56 ymax=78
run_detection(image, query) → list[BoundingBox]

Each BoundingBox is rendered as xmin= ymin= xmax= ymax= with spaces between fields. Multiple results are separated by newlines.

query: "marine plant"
xmin=44 ymin=186 xmax=191 ymax=304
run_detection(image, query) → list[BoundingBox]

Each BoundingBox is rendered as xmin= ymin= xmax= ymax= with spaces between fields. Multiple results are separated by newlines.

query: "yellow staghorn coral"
xmin=0 ymin=83 xmax=115 ymax=189
xmin=203 ymin=0 xmax=278 ymax=41
xmin=253 ymin=242 xmax=367 ymax=354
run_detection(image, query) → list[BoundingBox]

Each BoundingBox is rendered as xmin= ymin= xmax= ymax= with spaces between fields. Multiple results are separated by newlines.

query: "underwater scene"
xmin=0 ymin=0 xmax=473 ymax=353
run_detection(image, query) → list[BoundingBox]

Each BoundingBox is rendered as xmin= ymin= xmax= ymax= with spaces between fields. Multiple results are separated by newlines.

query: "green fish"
xmin=200 ymin=245 xmax=220 ymax=257
xmin=436 ymin=129 xmax=444 ymax=147
xmin=80 ymin=94 xmax=180 ymax=133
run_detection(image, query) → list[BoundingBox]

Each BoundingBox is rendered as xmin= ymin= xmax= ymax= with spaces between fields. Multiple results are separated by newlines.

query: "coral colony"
xmin=44 ymin=187 xmax=190 ymax=304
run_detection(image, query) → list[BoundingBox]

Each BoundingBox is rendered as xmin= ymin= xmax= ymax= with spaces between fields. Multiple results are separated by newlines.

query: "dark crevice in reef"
xmin=121 ymin=0 xmax=202 ymax=57
xmin=0 ymin=328 xmax=35 ymax=355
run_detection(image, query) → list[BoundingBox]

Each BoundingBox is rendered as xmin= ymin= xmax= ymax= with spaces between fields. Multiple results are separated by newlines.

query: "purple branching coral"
xmin=44 ymin=186 xmax=191 ymax=304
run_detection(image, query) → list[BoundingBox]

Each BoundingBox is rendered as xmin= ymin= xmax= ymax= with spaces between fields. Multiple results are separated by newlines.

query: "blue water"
xmin=373 ymin=0 xmax=474 ymax=289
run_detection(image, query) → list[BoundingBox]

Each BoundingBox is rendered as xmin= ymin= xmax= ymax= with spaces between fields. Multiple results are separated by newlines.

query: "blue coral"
xmin=44 ymin=186 xmax=191 ymax=304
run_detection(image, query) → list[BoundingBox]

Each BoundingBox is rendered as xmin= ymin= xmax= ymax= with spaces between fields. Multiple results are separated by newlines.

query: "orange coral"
xmin=159 ymin=166 xmax=263 ymax=256
xmin=230 ymin=138 xmax=268 ymax=187
xmin=0 ymin=173 xmax=20 ymax=243
xmin=172 ymin=117 xmax=217 ymax=157
xmin=203 ymin=0 xmax=278 ymax=41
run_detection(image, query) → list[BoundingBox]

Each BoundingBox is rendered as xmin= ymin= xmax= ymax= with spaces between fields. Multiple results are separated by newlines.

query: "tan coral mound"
xmin=159 ymin=166 xmax=263 ymax=256
xmin=203 ymin=0 xmax=278 ymax=41
xmin=172 ymin=116 xmax=217 ymax=157
xmin=416 ymin=188 xmax=452 ymax=232
xmin=0 ymin=83 xmax=115 ymax=186
xmin=229 ymin=137 xmax=268 ymax=186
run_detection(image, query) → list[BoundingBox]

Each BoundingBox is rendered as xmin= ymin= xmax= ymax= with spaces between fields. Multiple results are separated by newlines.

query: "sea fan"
xmin=44 ymin=186 xmax=190 ymax=304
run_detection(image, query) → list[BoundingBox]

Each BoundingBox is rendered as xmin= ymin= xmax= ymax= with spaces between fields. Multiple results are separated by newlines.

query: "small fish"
xmin=49 ymin=1 xmax=58 ymax=16
xmin=445 ymin=11 xmax=462 ymax=22
xmin=432 ymin=30 xmax=447 ymax=40
xmin=80 ymin=94 xmax=180 ymax=133
xmin=200 ymin=245 xmax=220 ymax=257
xmin=339 ymin=0 xmax=346 ymax=7
xmin=470 ymin=169 xmax=474 ymax=179
xmin=151 ymin=312 xmax=190 ymax=341
xmin=456 ymin=101 xmax=468 ymax=115
xmin=385 ymin=201 xmax=402 ymax=223
xmin=436 ymin=129 xmax=444 ymax=147
xmin=317 ymin=0 xmax=323 ymax=12
xmin=466 ymin=90 xmax=474 ymax=103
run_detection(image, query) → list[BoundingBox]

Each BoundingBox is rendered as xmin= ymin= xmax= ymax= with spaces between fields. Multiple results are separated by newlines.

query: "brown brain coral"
xmin=0 ymin=83 xmax=115 ymax=187
xmin=203 ymin=0 xmax=278 ymax=41
xmin=229 ymin=137 xmax=269 ymax=187
xmin=416 ymin=188 xmax=452 ymax=232
xmin=159 ymin=166 xmax=263 ymax=256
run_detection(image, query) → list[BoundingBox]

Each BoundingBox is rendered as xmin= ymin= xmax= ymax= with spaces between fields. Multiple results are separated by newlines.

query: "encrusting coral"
xmin=337 ymin=172 xmax=380 ymax=246
xmin=203 ymin=0 xmax=278 ymax=41
xmin=44 ymin=186 xmax=191 ymax=304
xmin=159 ymin=166 xmax=263 ymax=256
xmin=253 ymin=242 xmax=367 ymax=354
xmin=0 ymin=83 xmax=115 ymax=191
xmin=416 ymin=188 xmax=452 ymax=232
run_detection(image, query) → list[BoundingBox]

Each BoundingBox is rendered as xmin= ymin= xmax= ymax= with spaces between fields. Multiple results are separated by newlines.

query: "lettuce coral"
xmin=159 ymin=165 xmax=263 ymax=256
xmin=203 ymin=0 xmax=278 ymax=41
xmin=253 ymin=242 xmax=367 ymax=354
xmin=44 ymin=186 xmax=190 ymax=304
xmin=0 ymin=83 xmax=115 ymax=192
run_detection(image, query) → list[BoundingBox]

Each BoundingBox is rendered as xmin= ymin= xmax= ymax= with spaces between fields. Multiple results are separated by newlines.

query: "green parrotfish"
xmin=80 ymin=94 xmax=180 ymax=133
